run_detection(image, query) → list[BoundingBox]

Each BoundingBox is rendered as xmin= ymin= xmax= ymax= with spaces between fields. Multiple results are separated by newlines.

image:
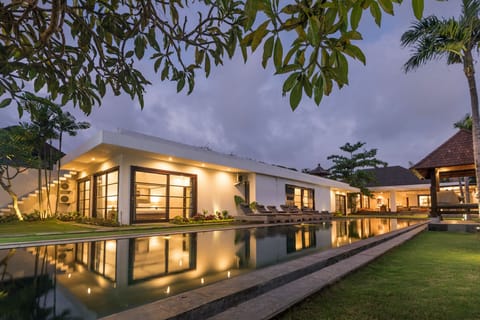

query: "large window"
xmin=335 ymin=194 xmax=346 ymax=215
xmin=77 ymin=178 xmax=91 ymax=217
xmin=418 ymin=195 xmax=431 ymax=207
xmin=94 ymin=168 xmax=119 ymax=219
xmin=285 ymin=184 xmax=314 ymax=209
xmin=132 ymin=167 xmax=196 ymax=222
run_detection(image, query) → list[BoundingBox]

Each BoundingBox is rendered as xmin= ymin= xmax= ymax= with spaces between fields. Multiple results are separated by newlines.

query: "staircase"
xmin=0 ymin=170 xmax=78 ymax=216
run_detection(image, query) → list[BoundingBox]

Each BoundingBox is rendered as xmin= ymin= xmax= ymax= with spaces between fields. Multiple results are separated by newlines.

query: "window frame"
xmin=77 ymin=177 xmax=92 ymax=217
xmin=130 ymin=166 xmax=197 ymax=223
xmin=93 ymin=167 xmax=119 ymax=219
xmin=285 ymin=184 xmax=315 ymax=209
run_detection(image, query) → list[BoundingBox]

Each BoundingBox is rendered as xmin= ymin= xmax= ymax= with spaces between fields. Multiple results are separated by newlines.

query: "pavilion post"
xmin=430 ymin=168 xmax=438 ymax=217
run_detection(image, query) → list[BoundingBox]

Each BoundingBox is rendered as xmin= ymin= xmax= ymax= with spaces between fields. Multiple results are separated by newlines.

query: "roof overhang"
xmin=62 ymin=130 xmax=359 ymax=192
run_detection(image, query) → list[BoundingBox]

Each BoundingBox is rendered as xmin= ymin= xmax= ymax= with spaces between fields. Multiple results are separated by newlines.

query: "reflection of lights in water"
xmin=227 ymin=271 xmax=231 ymax=278
xmin=67 ymin=273 xmax=71 ymax=279
xmin=149 ymin=236 xmax=161 ymax=249
xmin=106 ymin=240 xmax=116 ymax=252
xmin=201 ymin=278 xmax=205 ymax=285
xmin=165 ymin=286 xmax=171 ymax=294
xmin=87 ymin=288 xmax=91 ymax=295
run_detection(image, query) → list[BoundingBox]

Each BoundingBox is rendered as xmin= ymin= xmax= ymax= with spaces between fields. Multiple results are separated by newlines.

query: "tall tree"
xmin=454 ymin=114 xmax=473 ymax=203
xmin=454 ymin=113 xmax=473 ymax=131
xmin=401 ymin=0 xmax=480 ymax=216
xmin=327 ymin=142 xmax=387 ymax=212
xmin=52 ymin=108 xmax=90 ymax=214
xmin=0 ymin=1 xmax=428 ymax=114
xmin=21 ymin=101 xmax=60 ymax=216
xmin=0 ymin=127 xmax=38 ymax=220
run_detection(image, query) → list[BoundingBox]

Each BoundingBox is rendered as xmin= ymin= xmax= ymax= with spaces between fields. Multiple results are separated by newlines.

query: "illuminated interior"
xmin=285 ymin=184 xmax=314 ymax=209
xmin=132 ymin=167 xmax=196 ymax=222
xmin=94 ymin=169 xmax=118 ymax=219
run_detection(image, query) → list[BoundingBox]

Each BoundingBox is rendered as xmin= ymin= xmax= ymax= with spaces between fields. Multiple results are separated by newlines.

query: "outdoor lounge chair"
xmin=267 ymin=205 xmax=286 ymax=213
xmin=255 ymin=204 xmax=293 ymax=223
xmin=301 ymin=207 xmax=322 ymax=221
xmin=234 ymin=203 xmax=276 ymax=224
xmin=279 ymin=205 xmax=304 ymax=222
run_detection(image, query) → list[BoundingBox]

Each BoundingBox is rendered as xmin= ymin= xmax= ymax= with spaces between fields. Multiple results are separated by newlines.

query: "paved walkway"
xmin=101 ymin=222 xmax=428 ymax=320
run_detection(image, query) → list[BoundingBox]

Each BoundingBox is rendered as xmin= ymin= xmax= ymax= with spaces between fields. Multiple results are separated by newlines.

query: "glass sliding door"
xmin=132 ymin=167 xmax=196 ymax=223
xmin=335 ymin=194 xmax=346 ymax=215
xmin=285 ymin=184 xmax=315 ymax=209
xmin=94 ymin=168 xmax=119 ymax=220
xmin=169 ymin=174 xmax=194 ymax=218
xmin=77 ymin=178 xmax=91 ymax=217
xmin=134 ymin=170 xmax=168 ymax=221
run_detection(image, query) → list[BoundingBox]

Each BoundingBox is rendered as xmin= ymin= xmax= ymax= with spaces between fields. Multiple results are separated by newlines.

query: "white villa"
xmin=0 ymin=129 xmax=358 ymax=224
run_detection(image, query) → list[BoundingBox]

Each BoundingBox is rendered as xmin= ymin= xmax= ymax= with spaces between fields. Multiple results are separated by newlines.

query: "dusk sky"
xmin=1 ymin=1 xmax=469 ymax=172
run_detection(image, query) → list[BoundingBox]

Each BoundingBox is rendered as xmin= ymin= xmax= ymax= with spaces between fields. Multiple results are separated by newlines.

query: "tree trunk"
xmin=37 ymin=168 xmax=43 ymax=216
xmin=55 ymin=132 xmax=63 ymax=215
xmin=463 ymin=50 xmax=480 ymax=218
xmin=465 ymin=178 xmax=471 ymax=203
xmin=0 ymin=179 xmax=23 ymax=221
xmin=458 ymin=177 xmax=465 ymax=203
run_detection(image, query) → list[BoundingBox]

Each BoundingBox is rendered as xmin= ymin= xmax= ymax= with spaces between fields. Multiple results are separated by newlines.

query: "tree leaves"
xmin=0 ymin=98 xmax=12 ymax=109
xmin=412 ymin=0 xmax=425 ymax=20
xmin=327 ymin=141 xmax=388 ymax=195
xmin=0 ymin=0 xmax=429 ymax=115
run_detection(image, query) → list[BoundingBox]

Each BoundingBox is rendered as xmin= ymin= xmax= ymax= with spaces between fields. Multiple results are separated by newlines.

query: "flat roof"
xmin=62 ymin=129 xmax=358 ymax=191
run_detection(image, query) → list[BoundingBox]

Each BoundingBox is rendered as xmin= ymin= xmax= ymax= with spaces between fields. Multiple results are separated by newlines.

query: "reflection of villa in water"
xmin=0 ymin=219 xmax=418 ymax=318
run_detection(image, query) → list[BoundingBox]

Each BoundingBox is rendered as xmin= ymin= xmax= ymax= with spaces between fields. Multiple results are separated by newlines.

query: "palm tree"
xmin=454 ymin=114 xmax=473 ymax=203
xmin=22 ymin=101 xmax=58 ymax=216
xmin=401 ymin=0 xmax=480 ymax=217
xmin=52 ymin=108 xmax=90 ymax=214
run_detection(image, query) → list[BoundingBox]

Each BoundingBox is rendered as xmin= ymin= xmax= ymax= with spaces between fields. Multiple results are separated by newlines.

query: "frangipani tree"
xmin=0 ymin=0 xmax=428 ymax=114
xmin=401 ymin=0 xmax=480 ymax=216
xmin=0 ymin=127 xmax=39 ymax=220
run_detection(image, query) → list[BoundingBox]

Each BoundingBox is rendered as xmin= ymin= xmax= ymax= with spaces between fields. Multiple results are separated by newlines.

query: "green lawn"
xmin=0 ymin=219 xmax=237 ymax=244
xmin=0 ymin=219 xmax=95 ymax=235
xmin=278 ymin=231 xmax=480 ymax=320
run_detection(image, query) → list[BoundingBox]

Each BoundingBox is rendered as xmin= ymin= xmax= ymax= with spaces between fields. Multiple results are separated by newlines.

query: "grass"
xmin=0 ymin=219 xmax=238 ymax=244
xmin=0 ymin=219 xmax=94 ymax=235
xmin=278 ymin=231 xmax=480 ymax=320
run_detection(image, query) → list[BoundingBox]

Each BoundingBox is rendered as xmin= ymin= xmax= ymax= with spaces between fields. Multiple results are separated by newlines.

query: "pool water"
xmin=0 ymin=218 xmax=421 ymax=319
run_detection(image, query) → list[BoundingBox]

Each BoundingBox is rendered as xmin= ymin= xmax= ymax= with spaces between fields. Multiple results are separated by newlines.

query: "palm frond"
xmin=401 ymin=14 xmax=469 ymax=72
xmin=400 ymin=16 xmax=442 ymax=47
xmin=462 ymin=0 xmax=480 ymax=24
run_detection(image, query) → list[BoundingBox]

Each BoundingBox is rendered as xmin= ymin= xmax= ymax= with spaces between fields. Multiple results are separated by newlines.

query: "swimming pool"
xmin=0 ymin=218 xmax=422 ymax=319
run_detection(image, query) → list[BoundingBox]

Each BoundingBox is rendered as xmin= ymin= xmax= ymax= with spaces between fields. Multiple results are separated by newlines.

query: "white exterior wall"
xmin=122 ymin=153 xmax=243 ymax=217
xmin=60 ymin=130 xmax=359 ymax=223
xmin=254 ymin=174 xmax=333 ymax=211
xmin=75 ymin=152 xmax=245 ymax=224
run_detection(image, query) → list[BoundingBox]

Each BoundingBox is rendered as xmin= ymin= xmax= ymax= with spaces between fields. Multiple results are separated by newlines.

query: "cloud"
xmin=1 ymin=1 xmax=473 ymax=173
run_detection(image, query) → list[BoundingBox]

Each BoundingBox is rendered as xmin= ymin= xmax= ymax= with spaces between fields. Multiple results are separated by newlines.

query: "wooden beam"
xmin=430 ymin=168 xmax=438 ymax=217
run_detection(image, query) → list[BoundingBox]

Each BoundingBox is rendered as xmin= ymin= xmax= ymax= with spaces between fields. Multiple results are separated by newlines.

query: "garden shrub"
xmin=0 ymin=214 xmax=18 ymax=224
xmin=192 ymin=214 xmax=205 ymax=222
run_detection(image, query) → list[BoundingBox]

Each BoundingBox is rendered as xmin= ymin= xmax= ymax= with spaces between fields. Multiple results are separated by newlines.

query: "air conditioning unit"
xmin=60 ymin=182 xmax=70 ymax=191
xmin=59 ymin=195 xmax=71 ymax=204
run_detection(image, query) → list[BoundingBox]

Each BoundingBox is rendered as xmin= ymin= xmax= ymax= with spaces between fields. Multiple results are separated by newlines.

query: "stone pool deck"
xmin=102 ymin=221 xmax=429 ymax=320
